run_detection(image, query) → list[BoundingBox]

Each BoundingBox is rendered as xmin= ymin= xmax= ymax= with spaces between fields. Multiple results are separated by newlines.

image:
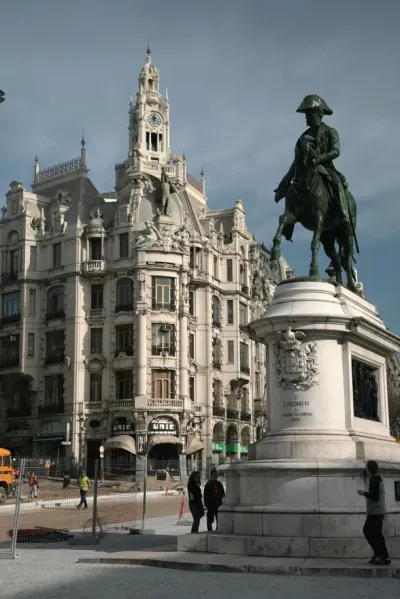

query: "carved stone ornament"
xmin=274 ymin=327 xmax=319 ymax=391
xmin=85 ymin=356 xmax=106 ymax=372
xmin=135 ymin=220 xmax=189 ymax=252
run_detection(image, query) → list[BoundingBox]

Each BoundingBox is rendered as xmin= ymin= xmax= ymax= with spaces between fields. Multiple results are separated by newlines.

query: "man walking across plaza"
xmin=204 ymin=469 xmax=225 ymax=532
xmin=357 ymin=460 xmax=391 ymax=565
xmin=76 ymin=469 xmax=90 ymax=510
xmin=28 ymin=471 xmax=39 ymax=499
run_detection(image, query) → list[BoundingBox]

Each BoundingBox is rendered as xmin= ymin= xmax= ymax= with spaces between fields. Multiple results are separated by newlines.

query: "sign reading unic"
xmin=148 ymin=417 xmax=177 ymax=436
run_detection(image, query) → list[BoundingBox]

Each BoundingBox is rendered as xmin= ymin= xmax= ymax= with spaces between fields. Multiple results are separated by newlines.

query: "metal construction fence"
xmin=0 ymin=459 xmax=195 ymax=558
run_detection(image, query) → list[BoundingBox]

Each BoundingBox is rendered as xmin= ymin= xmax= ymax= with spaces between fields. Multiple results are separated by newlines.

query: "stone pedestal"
xmin=179 ymin=279 xmax=400 ymax=558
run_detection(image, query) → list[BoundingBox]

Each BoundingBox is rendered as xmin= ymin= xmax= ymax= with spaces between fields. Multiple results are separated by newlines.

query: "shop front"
xmin=103 ymin=417 xmax=136 ymax=477
xmin=34 ymin=420 xmax=66 ymax=460
xmin=146 ymin=416 xmax=182 ymax=476
xmin=2 ymin=422 xmax=33 ymax=457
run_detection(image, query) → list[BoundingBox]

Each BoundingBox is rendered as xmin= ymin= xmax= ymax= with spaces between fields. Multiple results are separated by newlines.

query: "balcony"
xmin=147 ymin=399 xmax=183 ymax=410
xmin=45 ymin=351 xmax=65 ymax=365
xmin=240 ymin=364 xmax=250 ymax=375
xmin=83 ymin=260 xmax=106 ymax=275
xmin=190 ymin=268 xmax=207 ymax=287
xmin=0 ymin=271 xmax=20 ymax=287
xmin=115 ymin=303 xmax=134 ymax=313
xmin=108 ymin=400 xmax=134 ymax=409
xmin=227 ymin=409 xmax=239 ymax=420
xmin=39 ymin=403 xmax=64 ymax=415
xmin=6 ymin=407 xmax=31 ymax=418
xmin=46 ymin=309 xmax=66 ymax=321
xmin=86 ymin=309 xmax=105 ymax=320
xmin=114 ymin=347 xmax=134 ymax=357
xmin=85 ymin=402 xmax=103 ymax=411
xmin=212 ymin=319 xmax=221 ymax=329
xmin=151 ymin=345 xmax=176 ymax=357
xmin=240 ymin=412 xmax=252 ymax=422
xmin=0 ymin=354 xmax=20 ymax=369
xmin=213 ymin=405 xmax=225 ymax=418
xmin=0 ymin=313 xmax=21 ymax=326
xmin=151 ymin=301 xmax=176 ymax=312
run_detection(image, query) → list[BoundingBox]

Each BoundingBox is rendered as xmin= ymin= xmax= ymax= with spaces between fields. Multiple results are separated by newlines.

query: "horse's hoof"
xmin=270 ymin=248 xmax=281 ymax=262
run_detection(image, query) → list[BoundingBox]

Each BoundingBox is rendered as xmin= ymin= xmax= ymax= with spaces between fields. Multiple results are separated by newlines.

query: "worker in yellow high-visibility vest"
xmin=76 ymin=470 xmax=90 ymax=510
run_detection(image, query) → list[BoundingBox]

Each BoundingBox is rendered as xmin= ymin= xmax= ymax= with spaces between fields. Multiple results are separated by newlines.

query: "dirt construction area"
xmin=0 ymin=480 xmax=188 ymax=543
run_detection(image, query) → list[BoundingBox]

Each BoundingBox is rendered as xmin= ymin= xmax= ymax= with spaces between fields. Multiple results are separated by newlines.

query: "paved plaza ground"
xmin=0 ymin=516 xmax=399 ymax=598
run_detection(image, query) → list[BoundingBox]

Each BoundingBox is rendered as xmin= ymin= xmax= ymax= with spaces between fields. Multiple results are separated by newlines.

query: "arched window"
xmin=116 ymin=278 xmax=134 ymax=312
xmin=47 ymin=285 xmax=65 ymax=319
xmin=212 ymin=295 xmax=221 ymax=328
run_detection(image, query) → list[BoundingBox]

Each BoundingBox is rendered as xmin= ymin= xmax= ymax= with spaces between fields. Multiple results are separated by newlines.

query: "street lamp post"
xmin=0 ymin=90 xmax=5 ymax=104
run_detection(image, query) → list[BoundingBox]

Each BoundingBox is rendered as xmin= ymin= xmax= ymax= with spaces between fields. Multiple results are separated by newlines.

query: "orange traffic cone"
xmin=178 ymin=498 xmax=185 ymax=519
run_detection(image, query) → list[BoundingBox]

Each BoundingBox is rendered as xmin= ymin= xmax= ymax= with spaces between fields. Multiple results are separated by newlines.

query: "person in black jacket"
xmin=187 ymin=471 xmax=204 ymax=533
xmin=204 ymin=469 xmax=225 ymax=531
xmin=357 ymin=460 xmax=390 ymax=565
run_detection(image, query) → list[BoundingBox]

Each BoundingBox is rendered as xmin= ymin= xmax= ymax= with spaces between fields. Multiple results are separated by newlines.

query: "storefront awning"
xmin=147 ymin=434 xmax=182 ymax=453
xmin=104 ymin=435 xmax=136 ymax=455
xmin=186 ymin=434 xmax=204 ymax=456
xmin=34 ymin=435 xmax=65 ymax=443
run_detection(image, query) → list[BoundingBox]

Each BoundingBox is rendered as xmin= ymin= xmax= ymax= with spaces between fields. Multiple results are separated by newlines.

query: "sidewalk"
xmin=78 ymin=550 xmax=400 ymax=578
xmin=73 ymin=516 xmax=400 ymax=578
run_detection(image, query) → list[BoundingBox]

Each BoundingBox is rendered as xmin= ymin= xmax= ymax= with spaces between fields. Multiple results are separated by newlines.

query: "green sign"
xmin=212 ymin=442 xmax=224 ymax=452
xmin=226 ymin=443 xmax=239 ymax=453
xmin=241 ymin=445 xmax=249 ymax=455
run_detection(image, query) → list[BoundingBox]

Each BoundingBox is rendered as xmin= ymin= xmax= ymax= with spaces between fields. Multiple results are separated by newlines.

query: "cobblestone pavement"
xmin=1 ymin=517 xmax=399 ymax=599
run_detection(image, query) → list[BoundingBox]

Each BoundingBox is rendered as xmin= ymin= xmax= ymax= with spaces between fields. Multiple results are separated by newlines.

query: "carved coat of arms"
xmin=274 ymin=327 xmax=319 ymax=391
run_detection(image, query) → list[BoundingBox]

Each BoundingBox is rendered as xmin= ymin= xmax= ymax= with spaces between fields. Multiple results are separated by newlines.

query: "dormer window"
xmin=148 ymin=79 xmax=153 ymax=90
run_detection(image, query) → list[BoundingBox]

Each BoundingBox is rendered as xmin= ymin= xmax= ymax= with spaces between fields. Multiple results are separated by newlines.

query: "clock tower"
xmin=129 ymin=44 xmax=170 ymax=167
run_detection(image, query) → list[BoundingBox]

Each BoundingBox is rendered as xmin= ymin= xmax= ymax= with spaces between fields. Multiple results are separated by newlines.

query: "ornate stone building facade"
xmin=0 ymin=48 xmax=290 ymax=476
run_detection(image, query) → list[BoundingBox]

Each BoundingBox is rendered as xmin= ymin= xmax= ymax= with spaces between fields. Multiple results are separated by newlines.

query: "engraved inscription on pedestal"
xmin=352 ymin=358 xmax=379 ymax=421
xmin=274 ymin=327 xmax=319 ymax=392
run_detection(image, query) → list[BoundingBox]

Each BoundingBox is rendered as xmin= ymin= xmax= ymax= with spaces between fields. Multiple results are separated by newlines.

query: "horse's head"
xmin=296 ymin=135 xmax=317 ymax=189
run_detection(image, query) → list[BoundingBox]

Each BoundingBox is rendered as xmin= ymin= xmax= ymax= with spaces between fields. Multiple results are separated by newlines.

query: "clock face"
xmin=147 ymin=112 xmax=162 ymax=128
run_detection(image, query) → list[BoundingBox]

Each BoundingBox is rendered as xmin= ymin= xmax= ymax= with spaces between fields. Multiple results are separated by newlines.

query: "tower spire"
xmin=34 ymin=154 xmax=40 ymax=183
xmin=146 ymin=41 xmax=151 ymax=62
xmin=80 ymin=132 xmax=86 ymax=168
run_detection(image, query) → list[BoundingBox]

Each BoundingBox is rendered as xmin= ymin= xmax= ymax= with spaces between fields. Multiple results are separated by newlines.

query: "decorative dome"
xmin=87 ymin=207 xmax=104 ymax=234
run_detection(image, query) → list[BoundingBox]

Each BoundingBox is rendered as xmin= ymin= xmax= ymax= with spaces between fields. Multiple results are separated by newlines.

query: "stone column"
xmin=135 ymin=308 xmax=147 ymax=406
xmin=179 ymin=274 xmax=189 ymax=408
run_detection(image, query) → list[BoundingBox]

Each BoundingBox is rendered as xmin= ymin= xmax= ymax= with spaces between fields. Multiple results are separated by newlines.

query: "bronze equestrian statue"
xmin=271 ymin=94 xmax=359 ymax=293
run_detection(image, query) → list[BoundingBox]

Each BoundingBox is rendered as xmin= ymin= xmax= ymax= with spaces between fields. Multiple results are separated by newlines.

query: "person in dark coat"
xmin=357 ymin=460 xmax=390 ymax=565
xmin=204 ymin=469 xmax=225 ymax=532
xmin=187 ymin=471 xmax=204 ymax=533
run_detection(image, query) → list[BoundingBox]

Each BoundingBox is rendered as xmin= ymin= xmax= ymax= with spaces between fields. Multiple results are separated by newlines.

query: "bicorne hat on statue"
xmin=296 ymin=95 xmax=333 ymax=115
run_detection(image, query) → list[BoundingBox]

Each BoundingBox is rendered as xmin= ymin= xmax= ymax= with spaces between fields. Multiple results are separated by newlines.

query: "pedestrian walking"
xmin=357 ymin=460 xmax=391 ymax=565
xmin=76 ymin=470 xmax=90 ymax=510
xmin=28 ymin=471 xmax=39 ymax=499
xmin=187 ymin=471 xmax=204 ymax=533
xmin=204 ymin=469 xmax=225 ymax=532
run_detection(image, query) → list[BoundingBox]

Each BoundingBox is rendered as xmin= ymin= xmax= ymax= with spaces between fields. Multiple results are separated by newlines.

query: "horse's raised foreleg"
xmin=271 ymin=210 xmax=296 ymax=261
xmin=320 ymin=232 xmax=343 ymax=285
xmin=309 ymin=211 xmax=324 ymax=277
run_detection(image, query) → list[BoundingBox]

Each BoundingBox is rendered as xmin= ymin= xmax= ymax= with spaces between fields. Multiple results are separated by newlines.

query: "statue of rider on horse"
xmin=271 ymin=94 xmax=360 ymax=293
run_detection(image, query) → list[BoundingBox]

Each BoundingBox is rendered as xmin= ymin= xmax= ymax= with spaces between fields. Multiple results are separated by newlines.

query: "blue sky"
xmin=0 ymin=0 xmax=399 ymax=333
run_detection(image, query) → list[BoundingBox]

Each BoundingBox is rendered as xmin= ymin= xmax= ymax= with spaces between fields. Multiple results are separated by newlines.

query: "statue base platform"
xmin=180 ymin=279 xmax=400 ymax=559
